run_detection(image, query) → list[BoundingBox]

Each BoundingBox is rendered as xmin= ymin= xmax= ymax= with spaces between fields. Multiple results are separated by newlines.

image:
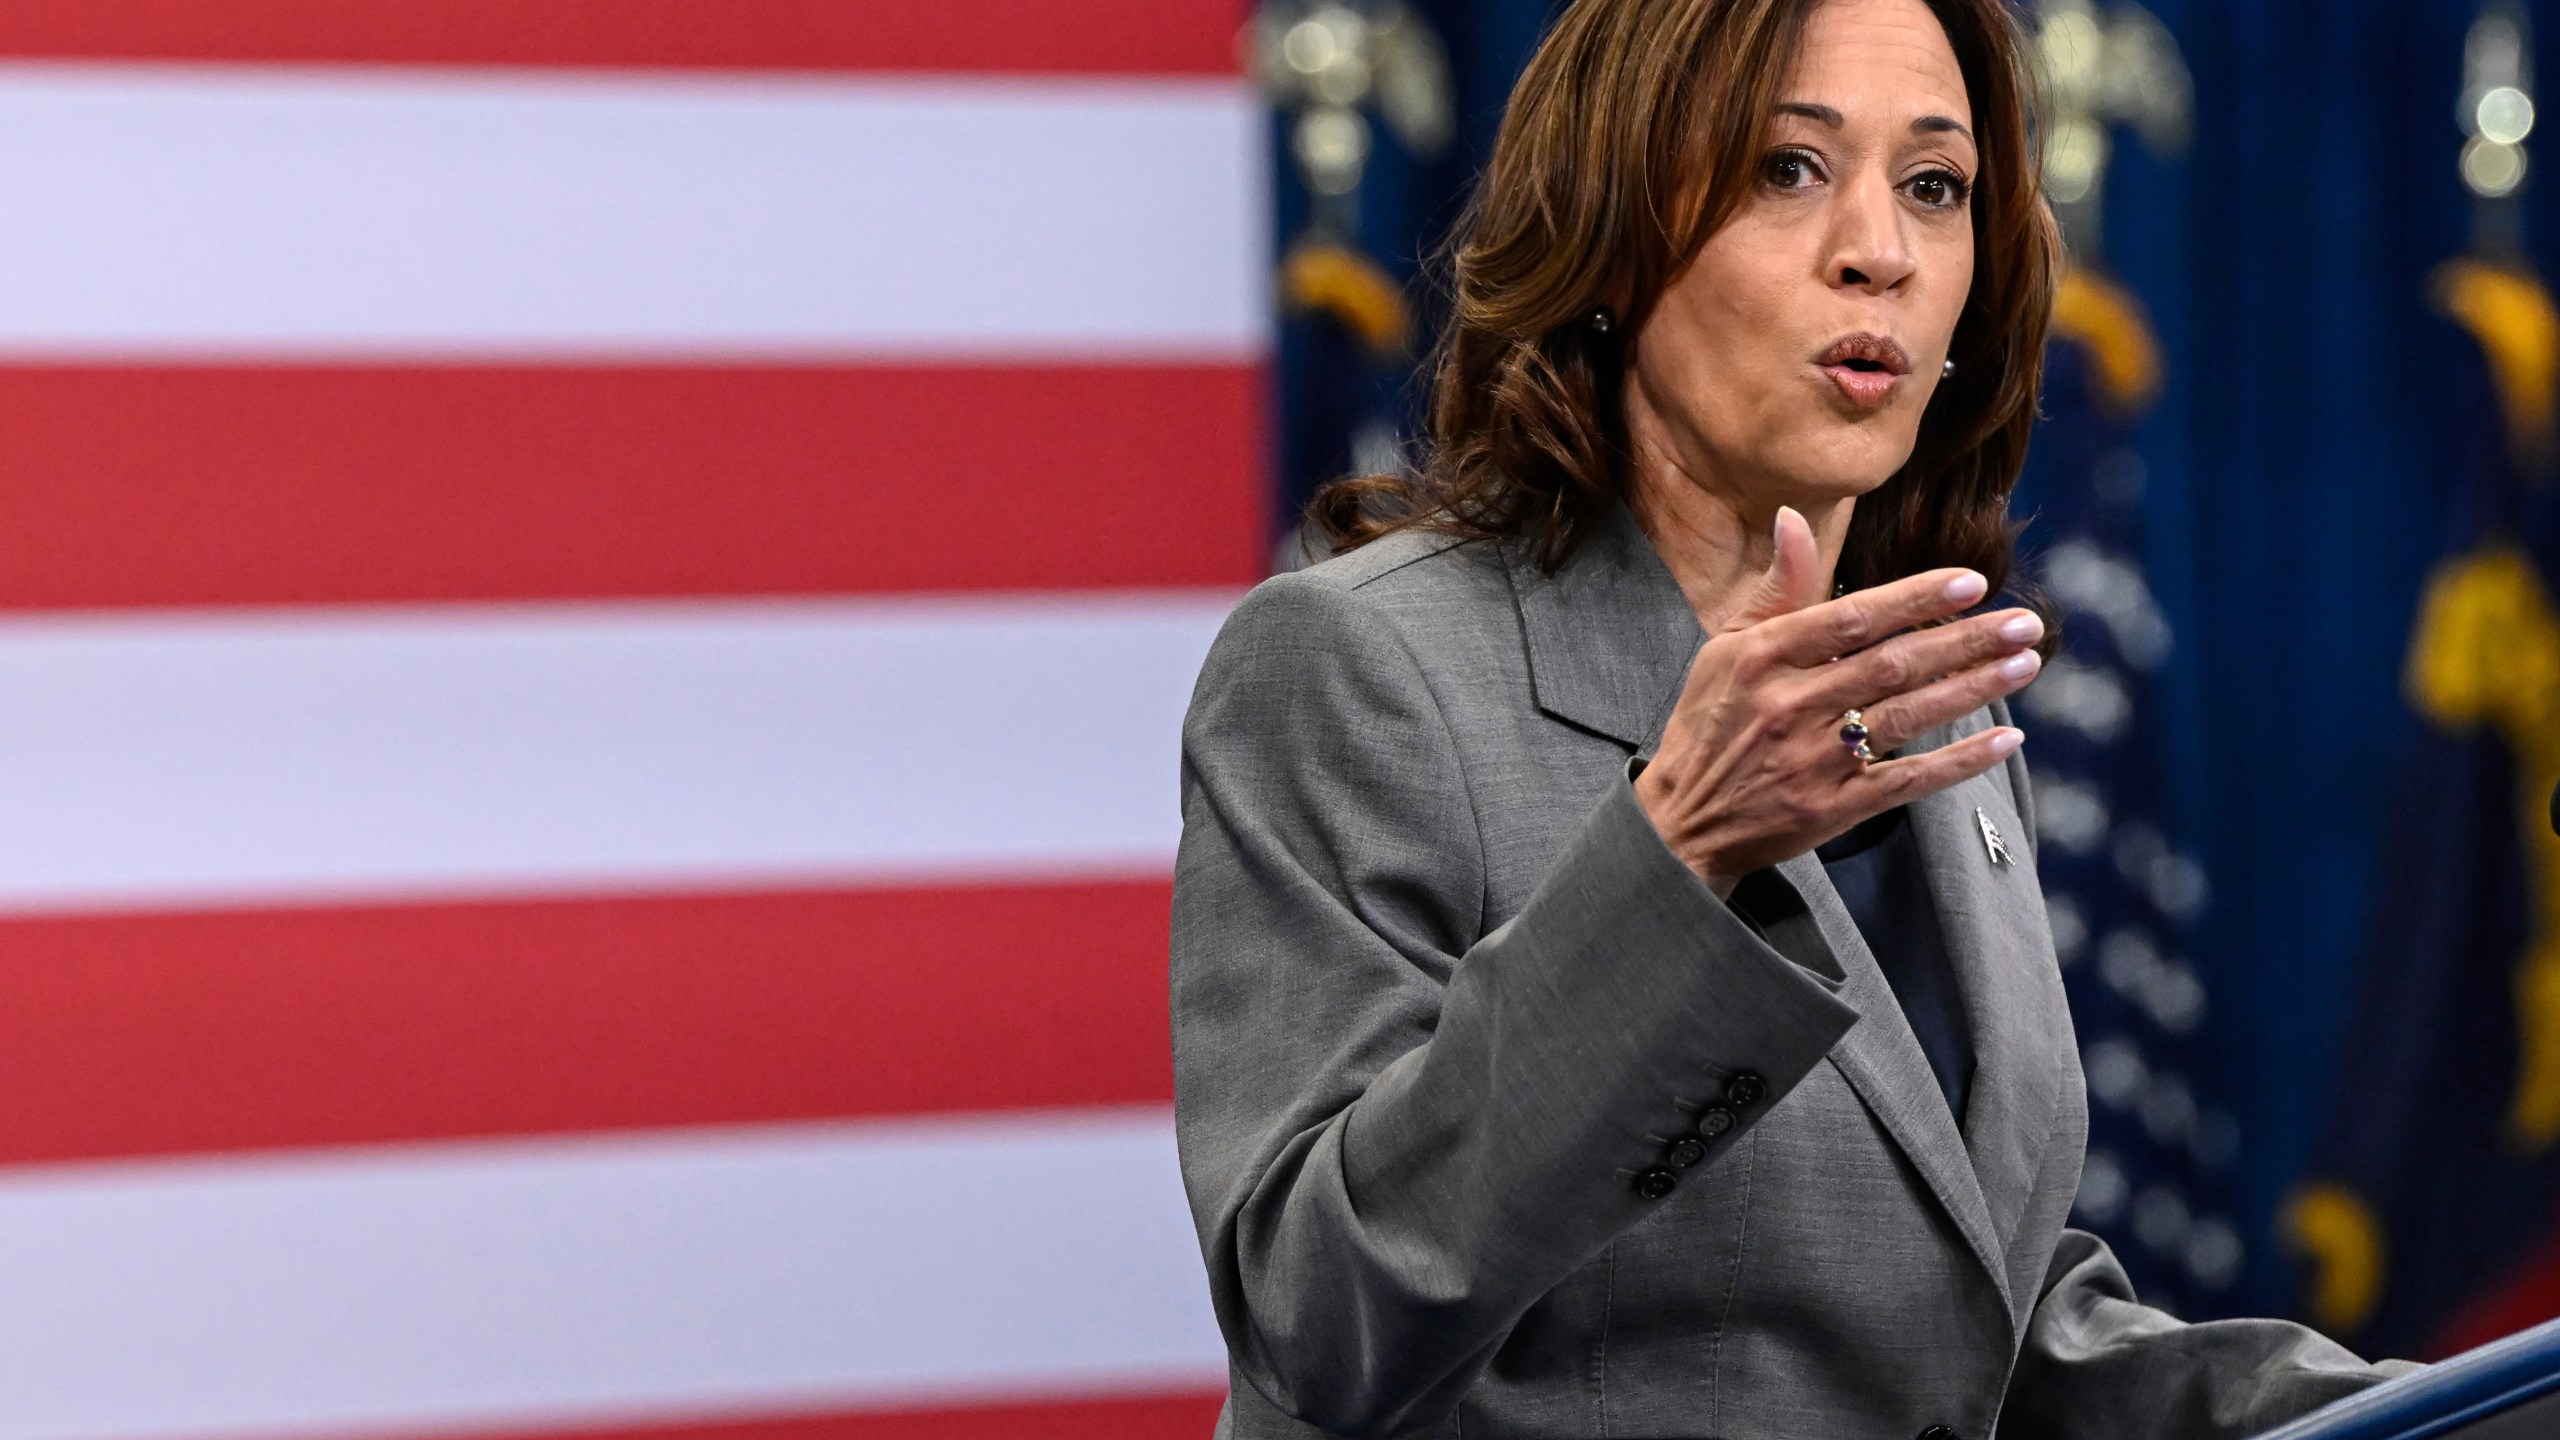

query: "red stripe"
xmin=376 ymin=1392 xmax=1227 ymax=1440
xmin=0 ymin=2 xmax=1242 ymax=76
xmin=0 ymin=879 xmax=1174 ymax=1165
xmin=0 ymin=363 xmax=1261 ymax=609
xmin=2429 ymin=1229 xmax=2560 ymax=1359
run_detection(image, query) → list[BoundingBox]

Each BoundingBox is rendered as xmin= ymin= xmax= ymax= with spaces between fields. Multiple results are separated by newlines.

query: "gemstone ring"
xmin=1839 ymin=709 xmax=1877 ymax=766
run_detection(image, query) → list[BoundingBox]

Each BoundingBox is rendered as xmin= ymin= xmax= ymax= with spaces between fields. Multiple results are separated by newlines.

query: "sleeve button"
xmin=1698 ymin=1105 xmax=1737 ymax=1137
xmin=1665 ymin=1136 xmax=1708 ymax=1168
xmin=1725 ymin=1071 xmax=1767 ymax=1107
xmin=1632 ymin=1166 xmax=1678 ymax=1201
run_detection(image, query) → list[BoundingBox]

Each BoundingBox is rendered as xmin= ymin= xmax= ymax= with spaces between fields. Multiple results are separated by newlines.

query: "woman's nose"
xmin=1827 ymin=177 xmax=1917 ymax=295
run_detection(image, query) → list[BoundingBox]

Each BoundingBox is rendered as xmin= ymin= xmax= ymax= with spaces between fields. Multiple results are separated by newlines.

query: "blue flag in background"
xmin=2016 ymin=270 xmax=2247 ymax=1320
xmin=2285 ymin=258 xmax=2560 ymax=1358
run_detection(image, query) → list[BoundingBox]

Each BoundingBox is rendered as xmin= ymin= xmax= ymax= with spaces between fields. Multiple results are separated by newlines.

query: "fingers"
xmin=1859 ymin=645 xmax=2042 ymax=753
xmin=1798 ymin=607 xmax=2043 ymax=718
xmin=1722 ymin=506 xmax=1828 ymax=632
xmin=1849 ymin=723 xmax=2024 ymax=809
xmin=1757 ymin=564 xmax=1990 ymax=667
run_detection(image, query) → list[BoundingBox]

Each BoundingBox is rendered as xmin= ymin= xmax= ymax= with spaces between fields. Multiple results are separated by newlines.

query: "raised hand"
xmin=1633 ymin=506 xmax=2042 ymax=896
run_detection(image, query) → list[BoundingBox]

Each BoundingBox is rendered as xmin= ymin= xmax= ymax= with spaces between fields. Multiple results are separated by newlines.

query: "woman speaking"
xmin=1171 ymin=0 xmax=2408 ymax=1435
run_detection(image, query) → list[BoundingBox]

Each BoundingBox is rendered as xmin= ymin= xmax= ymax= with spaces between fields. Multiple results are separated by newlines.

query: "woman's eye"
xmin=1764 ymin=150 xmax=1819 ymax=189
xmin=1907 ymin=170 xmax=1970 ymax=209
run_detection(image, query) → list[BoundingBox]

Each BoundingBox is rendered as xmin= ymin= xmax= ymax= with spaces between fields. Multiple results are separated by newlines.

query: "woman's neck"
xmin=1622 ymin=397 xmax=1853 ymax=632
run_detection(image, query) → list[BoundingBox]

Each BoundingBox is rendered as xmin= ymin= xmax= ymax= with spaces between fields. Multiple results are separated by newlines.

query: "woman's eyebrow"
xmin=1776 ymin=102 xmax=1976 ymax=146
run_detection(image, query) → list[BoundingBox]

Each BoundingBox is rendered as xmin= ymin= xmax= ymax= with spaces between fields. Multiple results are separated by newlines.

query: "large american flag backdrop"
xmin=0 ymin=5 xmax=1256 ymax=1439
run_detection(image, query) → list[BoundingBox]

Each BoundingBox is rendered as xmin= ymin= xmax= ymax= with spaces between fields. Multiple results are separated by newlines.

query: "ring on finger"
xmin=1839 ymin=708 xmax=1878 ymax=766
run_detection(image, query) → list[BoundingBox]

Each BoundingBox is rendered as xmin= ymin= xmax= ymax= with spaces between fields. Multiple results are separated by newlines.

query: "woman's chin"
xmin=1776 ymin=427 xmax=1920 ymax=499
xmin=1757 ymin=453 xmax=1911 ymax=508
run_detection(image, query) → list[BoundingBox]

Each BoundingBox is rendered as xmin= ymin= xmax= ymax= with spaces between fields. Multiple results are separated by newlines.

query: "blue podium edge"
xmin=2254 ymin=1317 xmax=2560 ymax=1440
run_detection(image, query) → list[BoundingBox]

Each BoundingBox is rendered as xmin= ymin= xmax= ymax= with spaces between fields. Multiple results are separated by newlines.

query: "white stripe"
xmin=0 ymin=592 xmax=1235 ymax=912
xmin=0 ymin=63 xmax=1263 ymax=358
xmin=0 ymin=1110 xmax=1223 ymax=1440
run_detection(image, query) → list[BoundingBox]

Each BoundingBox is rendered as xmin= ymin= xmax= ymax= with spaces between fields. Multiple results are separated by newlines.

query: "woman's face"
xmin=1629 ymin=0 xmax=1978 ymax=513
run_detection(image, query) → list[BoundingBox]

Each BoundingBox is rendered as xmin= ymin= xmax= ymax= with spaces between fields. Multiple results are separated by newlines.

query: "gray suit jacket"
xmin=1171 ymin=506 xmax=2406 ymax=1440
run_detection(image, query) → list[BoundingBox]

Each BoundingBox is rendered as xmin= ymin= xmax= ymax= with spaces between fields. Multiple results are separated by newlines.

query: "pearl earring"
xmin=1941 ymin=358 xmax=1957 ymax=378
xmin=1585 ymin=307 xmax=1616 ymax=335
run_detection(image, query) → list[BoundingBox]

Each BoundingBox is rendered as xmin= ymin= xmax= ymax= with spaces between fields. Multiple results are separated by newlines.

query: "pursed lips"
xmin=1815 ymin=331 xmax=1911 ymax=410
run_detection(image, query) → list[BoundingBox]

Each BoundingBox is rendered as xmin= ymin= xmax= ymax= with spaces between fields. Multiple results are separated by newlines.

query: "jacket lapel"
xmin=1507 ymin=504 xmax=1705 ymax=747
xmin=1782 ymin=850 xmax=2016 ymax=1321
xmin=1902 ymin=714 xmax=2074 ymax=1285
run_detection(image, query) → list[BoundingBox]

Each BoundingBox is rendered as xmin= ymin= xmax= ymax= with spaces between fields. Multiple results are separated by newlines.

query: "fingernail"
xmin=1999 ymin=612 xmax=2043 ymax=644
xmin=2000 ymin=650 xmax=2040 ymax=680
xmin=1988 ymin=727 xmax=2024 ymax=755
xmin=1945 ymin=571 xmax=1987 ymax=603
xmin=1774 ymin=505 xmax=1800 ymax=544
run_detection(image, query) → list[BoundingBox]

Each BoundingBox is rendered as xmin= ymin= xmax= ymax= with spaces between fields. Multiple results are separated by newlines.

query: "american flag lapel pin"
xmin=1976 ymin=807 xmax=2015 ymax=867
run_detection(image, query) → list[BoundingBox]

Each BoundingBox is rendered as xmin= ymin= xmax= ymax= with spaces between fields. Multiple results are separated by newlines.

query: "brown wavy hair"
xmin=1311 ymin=0 xmax=2059 ymax=604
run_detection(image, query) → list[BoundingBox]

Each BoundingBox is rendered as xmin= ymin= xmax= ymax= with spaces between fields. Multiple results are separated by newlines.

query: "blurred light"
xmin=2044 ymin=116 xmax=2108 ymax=204
xmin=1280 ymin=18 xmax=1338 ymax=74
xmin=2092 ymin=925 xmax=2208 ymax=1034
xmin=2463 ymin=135 xmax=2529 ymax=198
xmin=2040 ymin=7 xmax=2104 ymax=99
xmin=2477 ymin=85 xmax=2537 ymax=145
xmin=2468 ymin=13 xmax=2528 ymax=92
xmin=2075 ymin=1150 xmax=2130 ymax=1225
xmin=1278 ymin=8 xmax=1374 ymax=112
xmin=2099 ymin=928 xmax=2161 ymax=1000
xmin=1311 ymin=58 xmax=1370 ymax=108
xmin=2148 ymin=852 xmax=2210 ymax=921
xmin=2031 ymin=768 xmax=2111 ymax=854
xmin=2148 ymin=961 xmax=2208 ymax=1032
xmin=1370 ymin=4 xmax=1454 ymax=157
xmin=2093 ymin=5 xmax=2194 ymax=154
xmin=2043 ymin=540 xmax=2174 ymax=668
xmin=2141 ymin=1074 xmax=2199 ymax=1145
xmin=2019 ymin=655 xmax=2132 ymax=743
xmin=1293 ymin=107 xmax=1371 ymax=196
xmin=2085 ymin=1037 xmax=2148 ymax=1110
xmin=2132 ymin=1184 xmax=2192 ymax=1252
xmin=2185 ymin=1218 xmax=2244 ymax=1289
xmin=2046 ymin=894 xmax=2089 ymax=966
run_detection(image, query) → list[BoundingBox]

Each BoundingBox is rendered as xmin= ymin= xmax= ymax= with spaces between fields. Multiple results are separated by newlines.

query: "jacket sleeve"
xmin=1997 ymin=1184 xmax=2417 ymax=1435
xmin=1171 ymin=572 xmax=1860 ymax=1438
